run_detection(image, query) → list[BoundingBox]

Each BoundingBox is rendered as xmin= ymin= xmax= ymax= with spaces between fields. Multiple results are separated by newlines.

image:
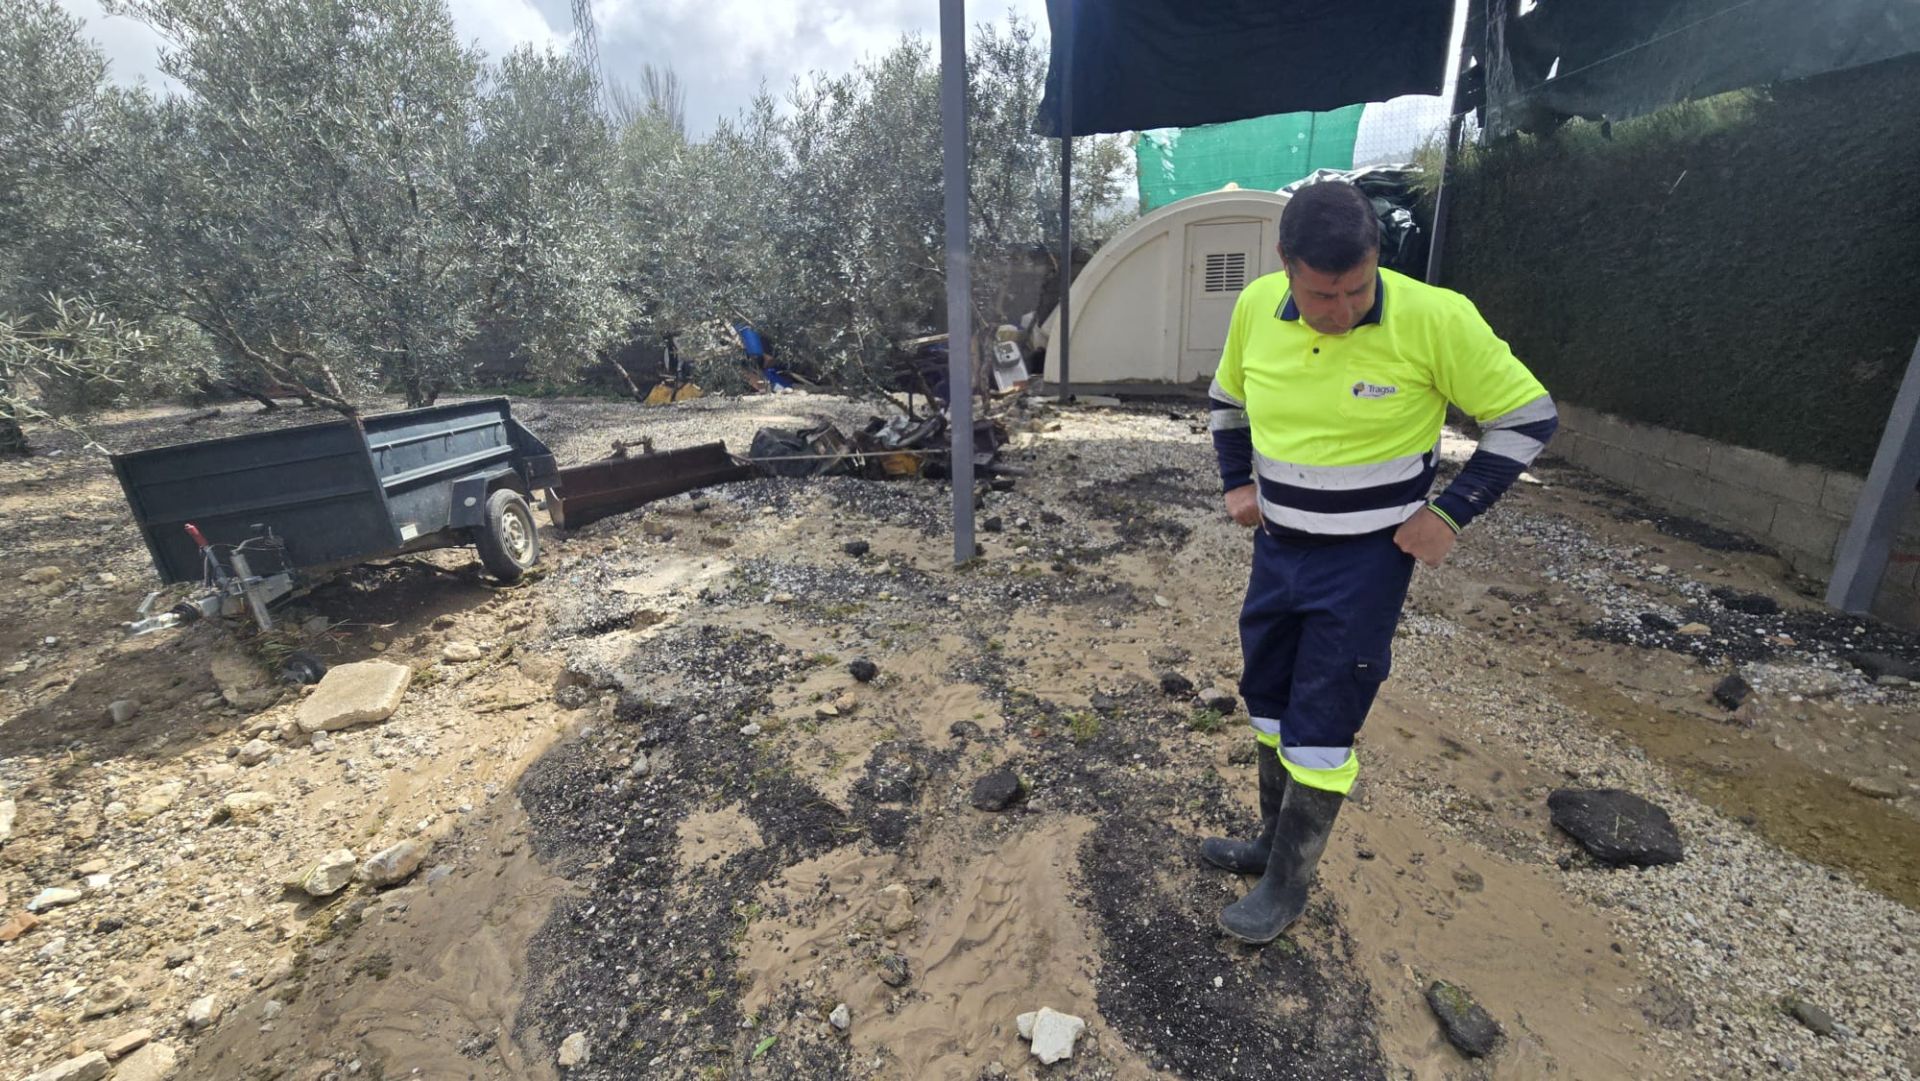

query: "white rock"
xmin=299 ymin=849 xmax=358 ymax=897
xmin=106 ymin=700 xmax=140 ymax=724
xmin=557 ymin=1031 xmax=590 ymax=1067
xmin=112 ymin=1042 xmax=178 ymax=1081
xmin=440 ymin=641 xmax=483 ymax=663
xmin=0 ymin=797 xmax=14 ymax=842
xmin=828 ymin=1003 xmax=851 ymax=1032
xmin=360 ymin=838 xmax=430 ymax=888
xmin=185 ymin=994 xmax=221 ymax=1031
xmin=1017 ymin=1007 xmax=1086 ymax=1065
xmin=297 ymin=660 xmax=412 ymax=733
xmin=235 ymin=739 xmax=273 ymax=767
xmin=739 ymin=723 xmax=762 ymax=736
xmin=20 ymin=1050 xmax=108 ymax=1081
xmin=27 ymin=887 xmax=83 ymax=912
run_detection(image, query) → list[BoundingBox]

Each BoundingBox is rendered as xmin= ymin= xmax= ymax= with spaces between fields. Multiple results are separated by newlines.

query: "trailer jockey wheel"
xmin=281 ymin=650 xmax=328 ymax=686
xmin=476 ymin=488 xmax=539 ymax=583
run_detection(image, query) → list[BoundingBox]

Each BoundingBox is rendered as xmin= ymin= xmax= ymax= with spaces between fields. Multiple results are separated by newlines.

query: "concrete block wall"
xmin=1550 ymin=403 xmax=1920 ymax=629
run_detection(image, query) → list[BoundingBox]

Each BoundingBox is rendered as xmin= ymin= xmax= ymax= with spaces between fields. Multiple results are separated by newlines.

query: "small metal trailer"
xmin=112 ymin=398 xmax=558 ymax=637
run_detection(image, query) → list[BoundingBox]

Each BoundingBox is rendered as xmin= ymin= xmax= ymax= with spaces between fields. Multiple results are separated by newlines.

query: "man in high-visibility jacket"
xmin=1202 ymin=180 xmax=1557 ymax=944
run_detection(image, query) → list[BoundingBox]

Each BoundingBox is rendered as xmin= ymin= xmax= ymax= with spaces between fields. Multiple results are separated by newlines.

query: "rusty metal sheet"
xmin=550 ymin=441 xmax=752 ymax=530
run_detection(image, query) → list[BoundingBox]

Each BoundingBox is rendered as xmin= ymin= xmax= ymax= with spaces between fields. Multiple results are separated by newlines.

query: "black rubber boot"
xmin=1199 ymin=748 xmax=1286 ymax=874
xmin=1218 ymin=778 xmax=1344 ymax=944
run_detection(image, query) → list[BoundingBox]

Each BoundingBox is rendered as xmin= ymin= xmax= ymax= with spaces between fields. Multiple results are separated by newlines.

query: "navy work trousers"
xmin=1238 ymin=526 xmax=1415 ymax=764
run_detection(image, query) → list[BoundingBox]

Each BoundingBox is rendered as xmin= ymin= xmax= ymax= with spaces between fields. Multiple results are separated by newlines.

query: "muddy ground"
xmin=1 ymin=394 xmax=1917 ymax=1081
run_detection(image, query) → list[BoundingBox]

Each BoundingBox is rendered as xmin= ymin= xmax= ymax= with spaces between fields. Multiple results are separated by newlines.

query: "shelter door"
xmin=1181 ymin=220 xmax=1261 ymax=382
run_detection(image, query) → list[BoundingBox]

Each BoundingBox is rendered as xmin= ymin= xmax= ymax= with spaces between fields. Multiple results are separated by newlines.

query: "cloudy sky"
xmin=58 ymin=0 xmax=1449 ymax=159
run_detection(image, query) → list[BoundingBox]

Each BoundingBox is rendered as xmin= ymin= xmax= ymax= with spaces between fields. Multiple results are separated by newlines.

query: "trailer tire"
xmin=281 ymin=651 xmax=328 ymax=686
xmin=476 ymin=488 xmax=538 ymax=583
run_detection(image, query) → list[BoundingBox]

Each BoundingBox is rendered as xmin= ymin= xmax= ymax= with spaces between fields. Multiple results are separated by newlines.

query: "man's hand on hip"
xmin=1225 ymin=485 xmax=1261 ymax=527
xmin=1394 ymin=507 xmax=1458 ymax=566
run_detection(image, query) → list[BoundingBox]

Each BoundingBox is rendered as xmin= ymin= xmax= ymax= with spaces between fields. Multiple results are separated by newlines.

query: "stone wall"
xmin=1550 ymin=403 xmax=1920 ymax=628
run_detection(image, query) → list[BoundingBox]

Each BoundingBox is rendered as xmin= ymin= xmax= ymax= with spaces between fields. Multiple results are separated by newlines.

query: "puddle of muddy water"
xmin=1559 ymin=672 xmax=1920 ymax=908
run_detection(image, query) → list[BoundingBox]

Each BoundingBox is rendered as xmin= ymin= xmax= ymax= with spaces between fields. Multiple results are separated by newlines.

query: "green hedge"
xmin=1440 ymin=53 xmax=1920 ymax=474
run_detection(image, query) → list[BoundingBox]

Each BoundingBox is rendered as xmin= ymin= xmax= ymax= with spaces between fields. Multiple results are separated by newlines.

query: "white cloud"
xmin=594 ymin=0 xmax=1048 ymax=133
xmin=59 ymin=0 xmax=568 ymax=92
xmin=57 ymin=0 xmax=175 ymax=92
xmin=450 ymin=0 xmax=568 ymax=59
xmin=59 ymin=0 xmax=1051 ymax=132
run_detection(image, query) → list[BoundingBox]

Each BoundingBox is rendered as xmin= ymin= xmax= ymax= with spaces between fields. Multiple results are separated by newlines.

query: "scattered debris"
xmin=1197 ymin=687 xmax=1238 ymax=713
xmin=879 ymin=884 xmax=916 ymax=934
xmin=360 ymin=839 xmax=430 ymax=888
xmin=0 ymin=912 xmax=40 ymax=941
xmin=1016 ymin=1007 xmax=1088 ymax=1065
xmin=1548 ymin=789 xmax=1685 ymax=866
xmin=877 ymin=953 xmax=912 ymax=987
xmin=100 ymin=1029 xmax=152 ymax=1059
xmin=19 ymin=1050 xmax=108 ymax=1081
xmin=1848 ymin=651 xmax=1920 ymax=683
xmin=296 ymin=660 xmax=413 ymax=733
xmin=184 ymin=995 xmax=221 ymax=1032
xmin=27 ymin=888 xmax=82 ymax=913
xmin=970 ymin=769 xmax=1027 ymax=812
xmin=297 ymin=849 xmax=359 ymax=898
xmin=1426 ymin=980 xmax=1504 ymax=1058
xmin=1712 ymin=673 xmax=1752 ymax=711
xmin=1782 ymin=996 xmax=1837 ymax=1037
xmin=219 ymin=792 xmax=276 ymax=823
xmin=80 ymin=977 xmax=132 ymax=1019
xmin=108 ymin=1042 xmax=175 ymax=1081
xmin=1711 ymin=587 xmax=1781 ymax=616
xmin=1848 ymin=777 xmax=1901 ymax=800
xmin=441 ymin=641 xmax=483 ymax=663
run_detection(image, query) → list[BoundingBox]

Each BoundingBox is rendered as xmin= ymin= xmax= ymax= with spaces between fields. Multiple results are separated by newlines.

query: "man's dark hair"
xmin=1278 ymin=181 xmax=1380 ymax=274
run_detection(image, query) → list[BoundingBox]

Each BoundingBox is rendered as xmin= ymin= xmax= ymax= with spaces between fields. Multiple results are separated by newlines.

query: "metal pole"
xmin=1425 ymin=0 xmax=1473 ymax=285
xmin=1827 ymin=334 xmax=1920 ymax=613
xmin=1424 ymin=112 xmax=1464 ymax=284
xmin=941 ymin=0 xmax=976 ymax=564
xmin=1056 ymin=0 xmax=1074 ymax=402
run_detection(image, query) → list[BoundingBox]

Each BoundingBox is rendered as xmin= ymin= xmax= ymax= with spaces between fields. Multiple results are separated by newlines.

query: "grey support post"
xmin=1827 ymin=334 xmax=1920 ymax=614
xmin=941 ymin=0 xmax=976 ymax=565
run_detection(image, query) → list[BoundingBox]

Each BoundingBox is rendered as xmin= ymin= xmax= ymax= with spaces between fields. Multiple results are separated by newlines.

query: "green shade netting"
xmin=1134 ymin=107 xmax=1363 ymax=211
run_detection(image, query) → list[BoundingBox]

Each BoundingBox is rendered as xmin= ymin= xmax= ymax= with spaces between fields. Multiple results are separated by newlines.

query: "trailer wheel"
xmin=281 ymin=650 xmax=328 ymax=686
xmin=476 ymin=488 xmax=539 ymax=582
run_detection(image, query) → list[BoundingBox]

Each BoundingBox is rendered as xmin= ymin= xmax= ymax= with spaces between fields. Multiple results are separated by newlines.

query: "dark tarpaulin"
xmin=1483 ymin=0 xmax=1920 ymax=135
xmin=1035 ymin=0 xmax=1454 ymax=137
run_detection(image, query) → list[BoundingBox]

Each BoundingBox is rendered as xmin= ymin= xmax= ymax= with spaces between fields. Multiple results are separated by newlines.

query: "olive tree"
xmin=109 ymin=0 xmax=630 ymax=409
xmin=615 ymin=15 xmax=1135 ymax=400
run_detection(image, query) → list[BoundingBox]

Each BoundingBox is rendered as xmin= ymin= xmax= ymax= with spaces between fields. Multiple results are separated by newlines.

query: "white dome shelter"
xmin=1041 ymin=188 xmax=1290 ymax=393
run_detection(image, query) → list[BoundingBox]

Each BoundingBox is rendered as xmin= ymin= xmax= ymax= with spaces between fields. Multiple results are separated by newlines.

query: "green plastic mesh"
xmin=1134 ymin=107 xmax=1364 ymax=211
